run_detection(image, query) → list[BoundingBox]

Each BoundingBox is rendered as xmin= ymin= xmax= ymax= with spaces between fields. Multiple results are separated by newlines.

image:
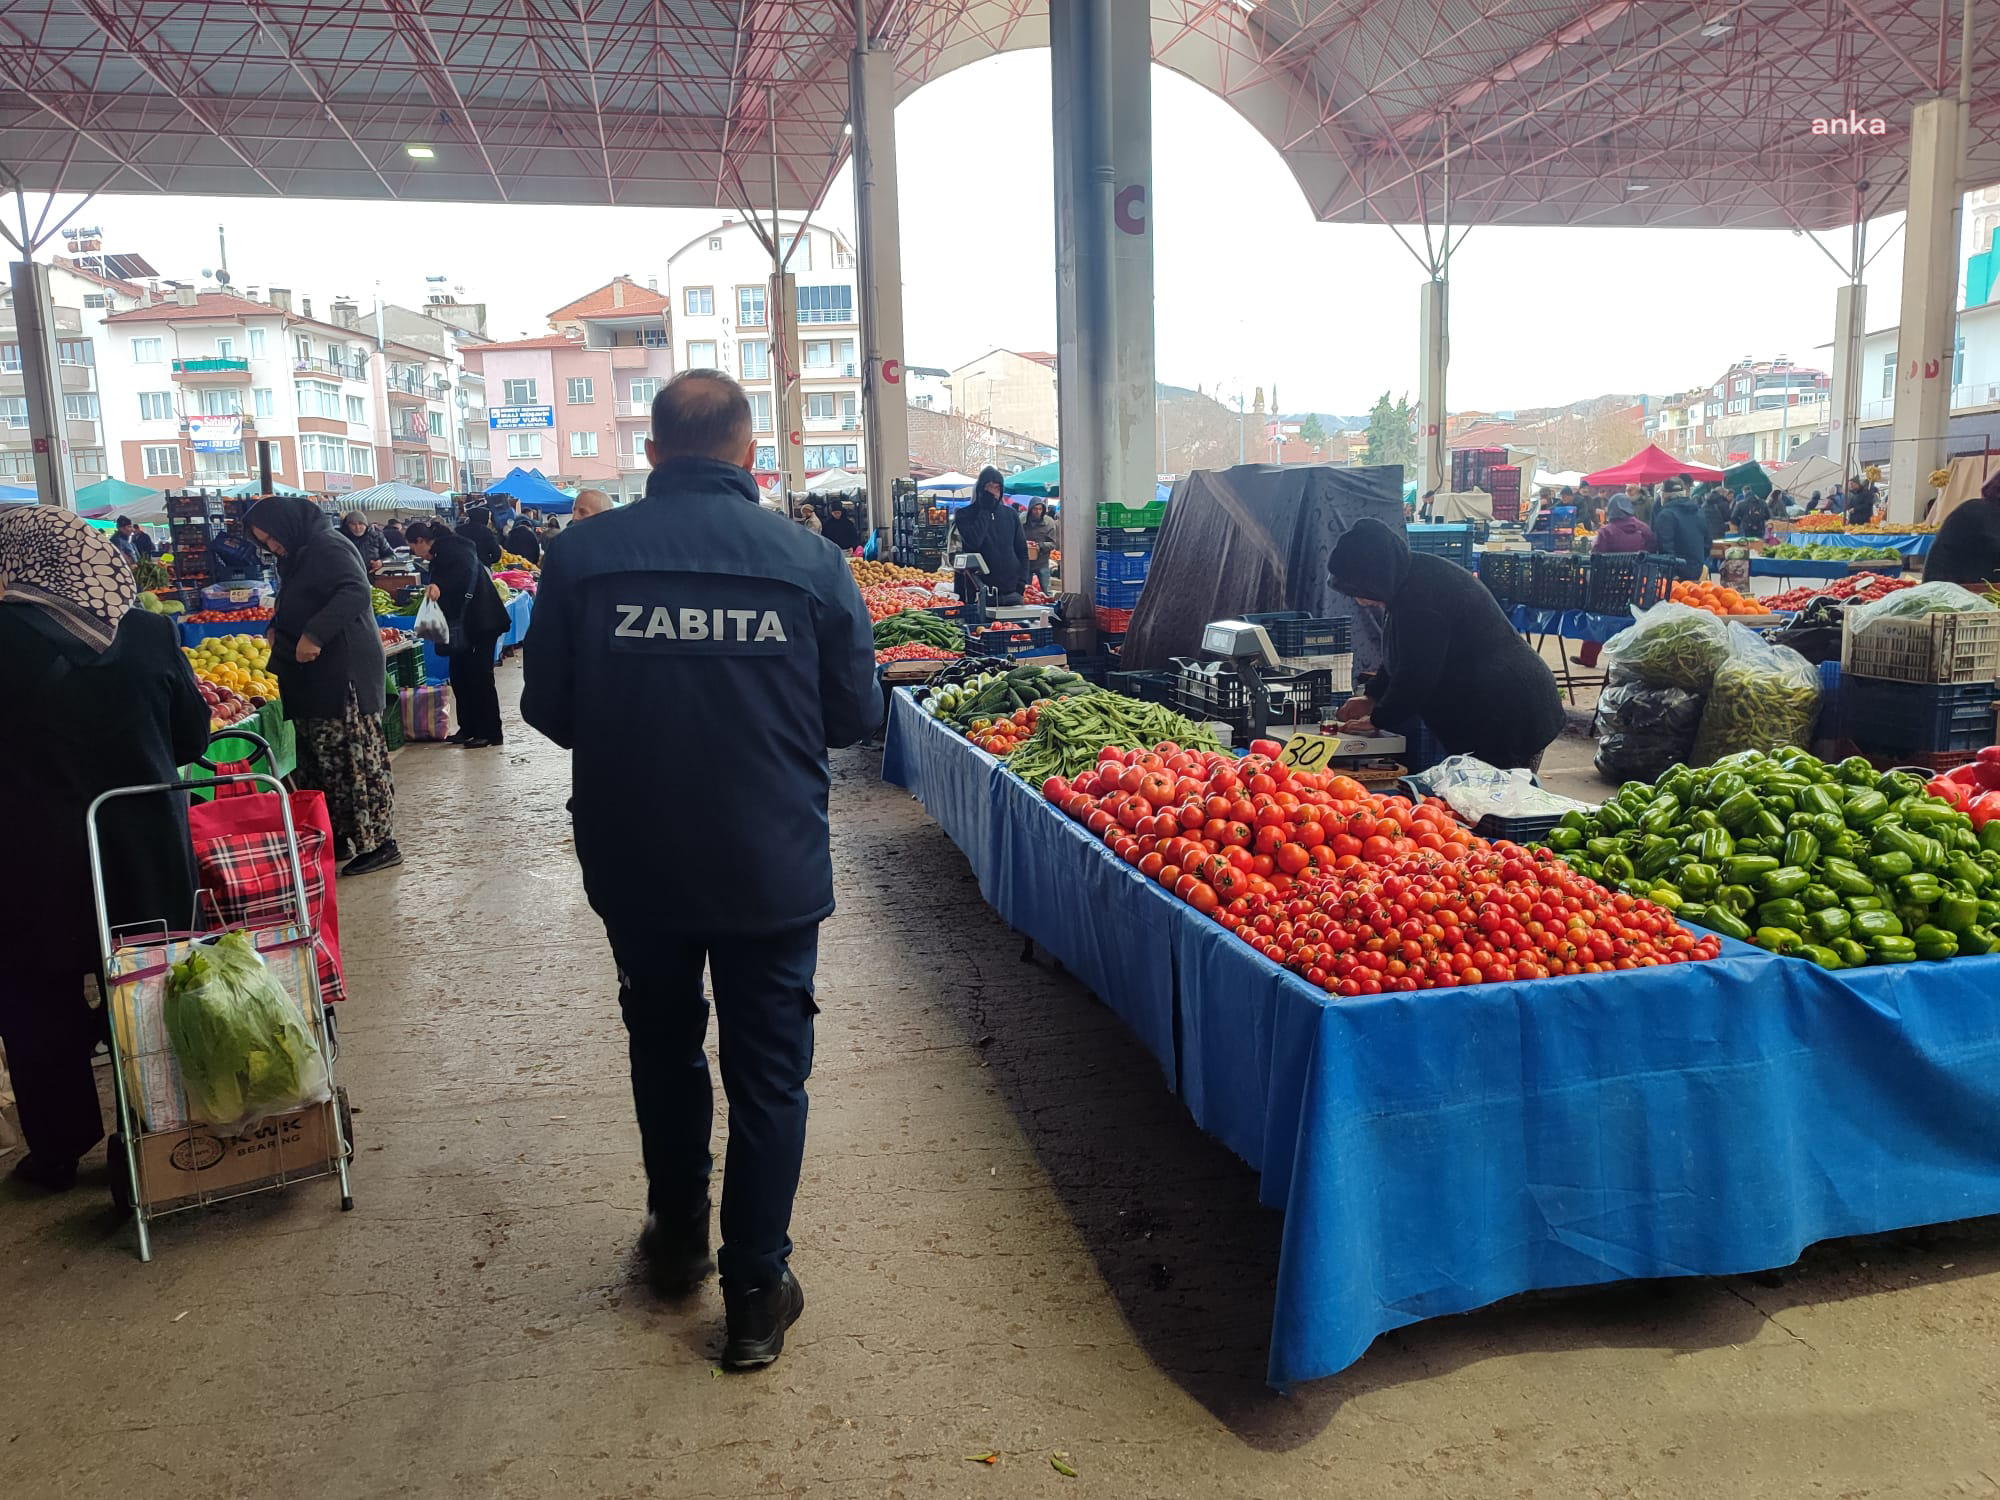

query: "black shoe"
xmin=11 ymin=1152 xmax=81 ymax=1192
xmin=637 ymin=1206 xmax=714 ymax=1298
xmin=457 ymin=736 xmax=499 ymax=749
xmin=444 ymin=730 xmax=473 ymax=745
xmin=722 ymin=1269 xmax=805 ymax=1370
xmin=341 ymin=841 xmax=403 ymax=877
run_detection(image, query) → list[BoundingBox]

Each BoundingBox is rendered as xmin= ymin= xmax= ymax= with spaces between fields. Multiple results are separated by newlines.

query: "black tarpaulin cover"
xmin=1118 ymin=463 xmax=1405 ymax=673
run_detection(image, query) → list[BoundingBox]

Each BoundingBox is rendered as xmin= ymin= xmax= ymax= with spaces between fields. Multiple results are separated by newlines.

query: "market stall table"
xmin=1778 ymin=530 xmax=1935 ymax=558
xmin=882 ymin=687 xmax=2000 ymax=1387
xmin=1506 ymin=604 xmax=1632 ymax=701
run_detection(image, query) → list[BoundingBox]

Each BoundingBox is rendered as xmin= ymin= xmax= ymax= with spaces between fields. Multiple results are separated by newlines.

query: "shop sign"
xmin=190 ymin=414 xmax=243 ymax=452
xmin=488 ymin=405 xmax=555 ymax=431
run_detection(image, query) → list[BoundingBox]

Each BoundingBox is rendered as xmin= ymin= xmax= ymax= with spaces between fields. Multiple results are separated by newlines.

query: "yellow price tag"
xmin=1279 ymin=732 xmax=1338 ymax=770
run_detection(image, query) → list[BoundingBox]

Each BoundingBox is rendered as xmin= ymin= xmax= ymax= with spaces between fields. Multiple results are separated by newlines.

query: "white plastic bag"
xmin=413 ymin=594 xmax=451 ymax=646
xmin=1692 ymin=623 xmax=1820 ymax=763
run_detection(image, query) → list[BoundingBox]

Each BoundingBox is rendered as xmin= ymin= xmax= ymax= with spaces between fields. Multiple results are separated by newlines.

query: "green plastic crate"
xmin=387 ymin=644 xmax=425 ymax=690
xmin=381 ymin=703 xmax=405 ymax=752
xmin=1097 ymin=500 xmax=1165 ymax=529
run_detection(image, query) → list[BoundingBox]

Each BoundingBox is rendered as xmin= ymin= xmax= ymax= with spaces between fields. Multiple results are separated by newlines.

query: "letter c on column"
xmin=1116 ymin=184 xmax=1147 ymax=236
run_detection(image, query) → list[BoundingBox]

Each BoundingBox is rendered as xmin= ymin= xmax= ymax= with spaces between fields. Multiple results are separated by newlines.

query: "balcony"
xmin=293 ymin=355 xmax=368 ymax=380
xmin=390 ymin=424 xmax=432 ymax=448
xmin=171 ymin=356 xmax=251 ymax=384
xmin=387 ymin=384 xmax=426 ymax=405
xmin=802 ymin=363 xmax=859 ymax=380
xmin=609 ymin=346 xmax=651 ymax=369
xmin=616 ymin=400 xmax=654 ymax=420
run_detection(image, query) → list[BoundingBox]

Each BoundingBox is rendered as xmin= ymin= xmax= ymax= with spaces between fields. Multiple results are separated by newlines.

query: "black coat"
xmin=953 ymin=494 xmax=1028 ymax=595
xmin=505 ymin=522 xmax=542 ymax=566
xmin=1652 ymin=499 xmax=1710 ymax=580
xmin=1326 ymin=520 xmax=1564 ymax=770
xmin=249 ymin=497 xmax=387 ymax=721
xmin=1923 ymin=499 xmax=2000 ymax=587
xmin=427 ymin=532 xmax=510 ymax=640
xmin=342 ymin=524 xmax=393 ymax=567
xmin=522 ymin=457 xmax=880 ymax=935
xmin=0 ymin=604 xmax=210 ymax=990
xmin=820 ymin=510 xmax=862 ymax=550
xmin=458 ymin=519 xmax=504 ymax=567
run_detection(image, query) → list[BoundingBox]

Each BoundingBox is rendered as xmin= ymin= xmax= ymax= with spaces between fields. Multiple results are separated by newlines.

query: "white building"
xmin=0 ymin=255 xmax=152 ymax=492
xmin=664 ymin=217 xmax=863 ymax=483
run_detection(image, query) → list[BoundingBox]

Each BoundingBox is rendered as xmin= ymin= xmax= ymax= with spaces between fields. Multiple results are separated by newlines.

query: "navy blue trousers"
xmin=602 ymin=921 xmax=819 ymax=1290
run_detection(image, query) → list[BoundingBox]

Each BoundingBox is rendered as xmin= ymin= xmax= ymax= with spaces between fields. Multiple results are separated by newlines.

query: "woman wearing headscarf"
xmin=406 ymin=521 xmax=510 ymax=747
xmin=0 ymin=507 xmax=209 ymax=1189
xmin=504 ymin=513 xmax=543 ymax=566
xmin=1922 ymin=469 xmax=2000 ymax=587
xmin=245 ymin=497 xmax=400 ymax=874
xmin=1021 ymin=499 xmax=1058 ymax=595
xmin=457 ymin=506 xmax=505 ymax=567
xmin=1573 ymin=493 xmax=1656 ymax=670
xmin=340 ymin=511 xmax=393 ymax=575
xmin=819 ymin=500 xmax=862 ymax=552
xmin=1327 ymin=518 xmax=1564 ymax=770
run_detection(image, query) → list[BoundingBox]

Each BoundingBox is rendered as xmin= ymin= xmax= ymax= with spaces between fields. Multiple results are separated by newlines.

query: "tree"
xmin=1365 ymin=391 xmax=1417 ymax=476
xmin=1300 ymin=413 xmax=1327 ymax=446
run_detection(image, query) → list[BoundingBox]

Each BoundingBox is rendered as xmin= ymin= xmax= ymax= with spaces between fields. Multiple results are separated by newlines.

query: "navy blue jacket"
xmin=521 ymin=457 xmax=881 ymax=935
xmin=1651 ymin=499 xmax=1709 ymax=581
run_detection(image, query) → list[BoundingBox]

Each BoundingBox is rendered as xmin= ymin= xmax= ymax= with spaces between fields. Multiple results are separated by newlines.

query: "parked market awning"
xmin=344 ymin=480 xmax=452 ymax=514
xmin=1583 ymin=445 xmax=1725 ymax=488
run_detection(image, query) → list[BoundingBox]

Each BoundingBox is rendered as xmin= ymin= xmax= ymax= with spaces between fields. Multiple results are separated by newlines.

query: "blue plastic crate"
xmin=1095 ymin=549 xmax=1154 ymax=583
xmin=1241 ymin=611 xmax=1351 ymax=657
xmin=1096 ymin=578 xmax=1146 ymax=610
xmin=1095 ymin=526 xmax=1158 ymax=553
xmin=1842 ymin=677 xmax=1998 ymax=754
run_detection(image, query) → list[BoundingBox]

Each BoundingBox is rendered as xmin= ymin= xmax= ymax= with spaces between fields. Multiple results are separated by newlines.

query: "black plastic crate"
xmin=1095 ymin=526 xmax=1158 ymax=552
xmin=1407 ymin=524 xmax=1474 ymax=567
xmin=1241 ymin=611 xmax=1351 ymax=657
xmin=967 ymin=623 xmax=1056 ymax=657
xmin=1108 ymin=669 xmax=1178 ymax=705
xmin=1170 ymin=666 xmax=1327 ymax=731
xmin=1583 ymin=553 xmax=1655 ymax=613
xmin=1841 ymin=677 xmax=1998 ymax=753
xmin=1475 ymin=811 xmax=1568 ymax=845
xmin=1476 ymin=551 xmax=1524 ymax=604
xmin=1524 ymin=552 xmax=1587 ymax=609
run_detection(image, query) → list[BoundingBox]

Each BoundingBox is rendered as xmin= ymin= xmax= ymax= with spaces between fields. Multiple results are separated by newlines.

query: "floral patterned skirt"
xmin=295 ymin=684 xmax=395 ymax=855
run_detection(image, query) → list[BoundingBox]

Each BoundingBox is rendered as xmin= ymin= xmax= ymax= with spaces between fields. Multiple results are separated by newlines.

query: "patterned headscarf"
xmin=0 ymin=504 xmax=136 ymax=652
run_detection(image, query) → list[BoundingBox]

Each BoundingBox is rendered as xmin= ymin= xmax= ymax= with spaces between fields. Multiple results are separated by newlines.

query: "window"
xmin=0 ymin=342 xmax=18 ymax=371
xmin=838 ymin=339 xmax=856 ymax=368
xmin=1953 ymin=331 xmax=1966 ymax=387
xmin=132 ymin=336 xmax=163 ymax=363
xmin=346 ymin=395 xmax=366 ymax=424
xmin=294 ymin=380 xmax=341 ymax=419
xmin=216 ymin=337 xmax=234 ymax=358
xmin=82 ymin=292 xmax=108 ymax=309
xmin=294 ymin=334 xmax=312 ymax=362
xmin=633 ymin=429 xmax=652 ymax=460
xmin=754 ymin=444 xmax=776 ymax=470
xmin=198 ymin=389 xmax=241 ymax=416
xmin=638 ymin=327 xmax=670 ymax=347
xmin=685 ymin=286 xmax=714 ymax=317
xmin=570 ymin=430 xmax=599 ymax=458
xmin=1881 ymin=352 xmax=1896 ymax=399
xmin=69 ymin=447 xmax=105 ymax=474
xmin=781 ymin=233 xmax=811 ymax=270
xmin=349 ymin=443 xmax=375 ymax=477
xmin=138 ymin=391 xmax=174 ymax=421
xmin=567 ymin=376 xmax=594 ymax=404
xmin=397 ymin=454 xmax=426 ymax=483
xmin=804 ymin=443 xmax=858 ymax=469
xmin=806 ymin=392 xmax=835 ymax=421
xmin=832 ymin=240 xmax=855 ymax=270
xmin=709 ymin=236 xmax=724 ymax=252
xmin=841 ymin=393 xmax=857 ymax=424
xmin=796 ymin=285 xmax=853 ymax=324
xmin=64 ymin=392 xmax=100 ymax=421
xmin=433 ymin=456 xmax=452 ymax=484
xmin=506 ymin=432 xmax=542 ymax=459
xmin=687 ymin=340 xmax=717 ymax=368
xmin=740 ymin=339 xmax=769 ymax=380
xmin=54 ymin=338 xmax=92 ymax=366
xmin=804 ymin=340 xmax=833 ymax=371
xmin=0 ymin=451 xmax=31 ymax=477
xmin=503 ymin=378 xmax=537 ymax=404
xmin=0 ymin=395 xmax=26 ymax=427
xmin=248 ymin=328 xmax=266 ymax=358
xmin=630 ymin=377 xmax=661 ymax=404
xmin=427 ymin=410 xmax=444 ymax=436
xmin=194 ymin=448 xmax=241 ymax=477
xmin=300 ymin=434 xmax=348 ymax=472
xmin=253 ymin=387 xmax=274 ymax=419
xmin=737 ymin=286 xmax=766 ymax=328
xmin=142 ymin=444 xmax=180 ymax=476
xmin=747 ymin=391 xmax=772 ymax=433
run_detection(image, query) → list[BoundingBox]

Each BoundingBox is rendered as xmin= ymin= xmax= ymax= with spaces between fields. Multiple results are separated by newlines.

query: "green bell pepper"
xmin=1602 ymin=852 xmax=1635 ymax=885
xmin=1758 ymin=865 xmax=1813 ymax=899
xmin=1878 ymin=770 xmax=1927 ymax=802
xmin=1806 ymin=811 xmax=1847 ymax=844
xmin=1701 ymin=905 xmax=1753 ymax=942
xmin=1799 ymin=882 xmax=1839 ymax=911
xmin=1842 ymin=789 xmax=1890 ymax=825
xmin=1647 ymin=886 xmax=1684 ymax=913
xmin=1870 ymin=934 xmax=1918 ymax=963
xmin=1936 ymin=890 xmax=1981 ymax=936
xmin=1795 ymin=943 xmax=1846 ymax=970
xmin=1700 ymin=772 xmax=1750 ymax=806
xmin=1807 ymin=906 xmax=1852 ymax=942
xmin=1821 ymin=858 xmax=1875 ymax=897
xmin=1638 ymin=795 xmax=1680 ymax=836
xmin=1688 ymin=807 xmax=1721 ymax=832
xmin=1959 ymin=923 xmax=2000 ymax=956
xmin=1747 ymin=809 xmax=1787 ymax=843
xmin=1678 ymin=862 xmax=1719 ymax=896
xmin=1756 ymin=898 xmax=1809 ymax=931
xmin=1852 ymin=909 xmax=1904 ymax=940
xmin=1833 ymin=936 xmax=1870 ymax=967
xmin=1716 ymin=883 xmax=1757 ymax=914
xmin=1955 ymin=826 xmax=1984 ymax=853
xmin=1586 ymin=836 xmax=1624 ymax=861
xmin=1656 ymin=766 xmax=1695 ymax=802
xmin=1677 ymin=901 xmax=1710 ymax=927
xmin=1896 ymin=871 xmax=1944 ymax=907
xmin=1903 ymin=798 xmax=1965 ymax=830
xmin=1799 ymin=784 xmax=1844 ymax=819
xmin=1843 ymin=893 xmax=1886 ymax=913
xmin=1545 ymin=825 xmax=1583 ymax=852
xmin=1913 ymin=924 xmax=1959 ymax=961
xmin=1867 ymin=850 xmax=1915 ymax=882
xmin=1753 ymin=925 xmax=1804 ymax=954
xmin=1722 ymin=854 xmax=1780 ymax=885
xmin=1636 ymin=837 xmax=1678 ymax=880
xmin=1781 ymin=830 xmax=1820 ymax=869
xmin=1714 ymin=788 xmax=1763 ymax=832
xmin=1981 ymin=819 xmax=2000 ymax=855
xmin=1594 ymin=801 xmax=1635 ymax=834
xmin=1838 ymin=755 xmax=1879 ymax=786
xmin=1697 ymin=826 xmax=1736 ymax=863
xmin=1557 ymin=809 xmax=1589 ymax=831
xmin=1946 ymin=851 xmax=1989 ymax=891
xmin=1825 ymin=831 xmax=1865 ymax=861
xmin=1758 ymin=772 xmax=1811 ymax=795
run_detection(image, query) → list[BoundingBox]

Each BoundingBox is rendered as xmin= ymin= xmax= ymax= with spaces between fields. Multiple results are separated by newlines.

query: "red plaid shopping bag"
xmin=187 ymin=788 xmax=346 ymax=1004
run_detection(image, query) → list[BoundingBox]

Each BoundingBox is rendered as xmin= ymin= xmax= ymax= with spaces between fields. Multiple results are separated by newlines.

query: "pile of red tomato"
xmin=1043 ymin=744 xmax=1721 ymax=995
xmin=186 ymin=607 xmax=274 ymax=624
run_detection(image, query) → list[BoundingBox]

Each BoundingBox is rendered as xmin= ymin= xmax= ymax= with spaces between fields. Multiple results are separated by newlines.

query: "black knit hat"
xmin=1326 ymin=517 xmax=1411 ymax=600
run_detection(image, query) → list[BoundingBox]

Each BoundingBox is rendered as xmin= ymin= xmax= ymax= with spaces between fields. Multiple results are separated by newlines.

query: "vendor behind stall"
xmin=1327 ymin=519 xmax=1564 ymax=770
xmin=1652 ymin=481 xmax=1710 ymax=579
xmin=1922 ymin=469 xmax=2000 ymax=587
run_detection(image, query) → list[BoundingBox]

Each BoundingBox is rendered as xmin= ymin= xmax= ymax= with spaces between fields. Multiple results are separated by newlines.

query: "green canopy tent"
xmin=75 ymin=477 xmax=167 ymax=521
xmin=1002 ymin=461 xmax=1059 ymax=497
xmin=216 ymin=479 xmax=312 ymax=499
xmin=1722 ymin=460 xmax=1772 ymax=500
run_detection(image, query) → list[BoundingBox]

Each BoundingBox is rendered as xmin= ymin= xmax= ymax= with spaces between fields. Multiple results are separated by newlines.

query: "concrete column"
xmin=1416 ymin=279 xmax=1448 ymax=501
xmin=10 ymin=259 xmax=76 ymax=509
xmin=1828 ymin=281 xmax=1866 ymax=480
xmin=1050 ymin=0 xmax=1155 ymax=596
xmin=772 ymin=269 xmax=807 ymax=504
xmin=851 ymin=42 xmax=908 ymax=536
xmin=1887 ymin=97 xmax=1962 ymax=523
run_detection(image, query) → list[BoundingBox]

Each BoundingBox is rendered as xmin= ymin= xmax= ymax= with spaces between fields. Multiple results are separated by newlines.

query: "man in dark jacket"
xmin=1923 ymin=469 xmax=2000 ymax=586
xmin=1844 ymin=477 xmax=1877 ymax=526
xmin=1730 ymin=489 xmax=1770 ymax=538
xmin=1327 ymin=519 xmax=1563 ymax=770
xmin=458 ymin=507 xmax=504 ymax=567
xmin=952 ymin=467 xmax=1028 ymax=603
xmin=523 ymin=370 xmax=879 ymax=1371
xmin=504 ymin=514 xmax=543 ymax=566
xmin=1653 ymin=482 xmax=1711 ymax=579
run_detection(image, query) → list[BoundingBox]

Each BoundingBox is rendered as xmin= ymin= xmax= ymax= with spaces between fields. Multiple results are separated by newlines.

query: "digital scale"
xmin=1196 ymin=617 xmax=1405 ymax=766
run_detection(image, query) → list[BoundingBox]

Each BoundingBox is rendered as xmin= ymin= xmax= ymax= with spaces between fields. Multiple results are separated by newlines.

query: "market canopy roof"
xmin=1004 ymin=461 xmax=1059 ymax=496
xmin=1584 ymin=445 xmax=1724 ymax=488
xmin=0 ymin=482 xmax=37 ymax=501
xmin=343 ymin=479 xmax=450 ymax=513
xmin=75 ymin=476 xmax=166 ymax=520
xmin=217 ymin=479 xmax=311 ymax=499
xmin=485 ymin=467 xmax=570 ymax=511
xmin=805 ymin=467 xmax=865 ymax=496
xmin=1 ymin=3 xmax=1990 ymax=231
xmin=918 ymin=471 xmax=979 ymax=493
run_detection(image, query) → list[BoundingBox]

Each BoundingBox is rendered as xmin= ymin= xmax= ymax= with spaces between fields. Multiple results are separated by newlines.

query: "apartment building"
xmin=664 ymin=218 xmax=864 ymax=485
xmin=949 ymin=349 xmax=1059 ymax=449
xmin=97 ymin=288 xmax=456 ymax=496
xmin=382 ymin=295 xmax=493 ymax=491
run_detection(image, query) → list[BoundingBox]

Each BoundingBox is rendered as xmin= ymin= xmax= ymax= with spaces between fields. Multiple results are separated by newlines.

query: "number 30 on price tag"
xmin=1280 ymin=732 xmax=1337 ymax=769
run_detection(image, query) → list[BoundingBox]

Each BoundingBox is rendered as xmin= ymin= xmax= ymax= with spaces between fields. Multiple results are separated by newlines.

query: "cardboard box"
xmin=132 ymin=1097 xmax=341 ymax=1212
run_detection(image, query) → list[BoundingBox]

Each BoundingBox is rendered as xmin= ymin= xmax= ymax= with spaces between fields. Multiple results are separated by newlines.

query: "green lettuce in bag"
xmin=165 ymin=930 xmax=329 ymax=1130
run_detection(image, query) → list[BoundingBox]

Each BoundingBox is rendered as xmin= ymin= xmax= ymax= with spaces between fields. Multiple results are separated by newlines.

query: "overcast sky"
xmin=58 ymin=50 xmax=1907 ymax=418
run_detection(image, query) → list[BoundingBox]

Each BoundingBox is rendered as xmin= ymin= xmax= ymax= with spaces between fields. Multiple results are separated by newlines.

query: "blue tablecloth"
xmin=883 ymin=688 xmax=2000 ymax=1387
xmin=1750 ymin=557 xmax=1868 ymax=579
xmin=1781 ymin=530 xmax=1934 ymax=557
xmin=501 ymin=589 xmax=533 ymax=646
xmin=1507 ymin=604 xmax=1633 ymax=643
xmin=178 ymin=618 xmax=266 ymax=646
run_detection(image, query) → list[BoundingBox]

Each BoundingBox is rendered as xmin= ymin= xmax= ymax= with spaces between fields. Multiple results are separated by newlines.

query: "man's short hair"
xmin=651 ymin=369 xmax=753 ymax=461
xmin=572 ymin=488 xmax=612 ymax=519
xmin=115 ymin=515 xmax=133 ymax=527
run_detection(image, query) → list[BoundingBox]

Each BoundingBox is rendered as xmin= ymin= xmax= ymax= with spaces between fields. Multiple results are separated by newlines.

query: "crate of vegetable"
xmin=1542 ymin=746 xmax=2000 ymax=966
xmin=872 ymin=608 xmax=966 ymax=655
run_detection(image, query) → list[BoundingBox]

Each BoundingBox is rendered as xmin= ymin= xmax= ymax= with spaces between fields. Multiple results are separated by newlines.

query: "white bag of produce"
xmin=1847 ymin=580 xmax=1995 ymax=635
xmin=413 ymin=594 xmax=451 ymax=646
xmin=1600 ymin=601 xmax=1734 ymax=692
xmin=1691 ymin=624 xmax=1820 ymax=764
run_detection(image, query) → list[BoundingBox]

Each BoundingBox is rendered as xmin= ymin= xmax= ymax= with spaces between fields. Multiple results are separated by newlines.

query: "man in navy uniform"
xmin=522 ymin=369 xmax=880 ymax=1369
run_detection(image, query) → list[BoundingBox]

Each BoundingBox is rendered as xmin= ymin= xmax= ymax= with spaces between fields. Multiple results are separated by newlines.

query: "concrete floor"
xmin=7 ymin=662 xmax=2000 ymax=1499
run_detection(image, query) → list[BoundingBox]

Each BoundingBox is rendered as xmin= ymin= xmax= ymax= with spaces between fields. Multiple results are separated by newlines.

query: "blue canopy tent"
xmin=486 ymin=467 xmax=572 ymax=515
xmin=0 ymin=481 xmax=37 ymax=501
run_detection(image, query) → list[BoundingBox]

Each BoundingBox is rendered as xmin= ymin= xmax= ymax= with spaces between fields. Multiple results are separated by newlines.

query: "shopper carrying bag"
xmin=406 ymin=521 xmax=509 ymax=748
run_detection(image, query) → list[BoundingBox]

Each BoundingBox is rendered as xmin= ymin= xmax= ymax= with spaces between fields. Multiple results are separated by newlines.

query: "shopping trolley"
xmin=86 ymin=763 xmax=353 ymax=1262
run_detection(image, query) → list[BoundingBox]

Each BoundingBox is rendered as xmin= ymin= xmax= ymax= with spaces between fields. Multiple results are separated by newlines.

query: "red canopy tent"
xmin=1584 ymin=445 xmax=1725 ymax=487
